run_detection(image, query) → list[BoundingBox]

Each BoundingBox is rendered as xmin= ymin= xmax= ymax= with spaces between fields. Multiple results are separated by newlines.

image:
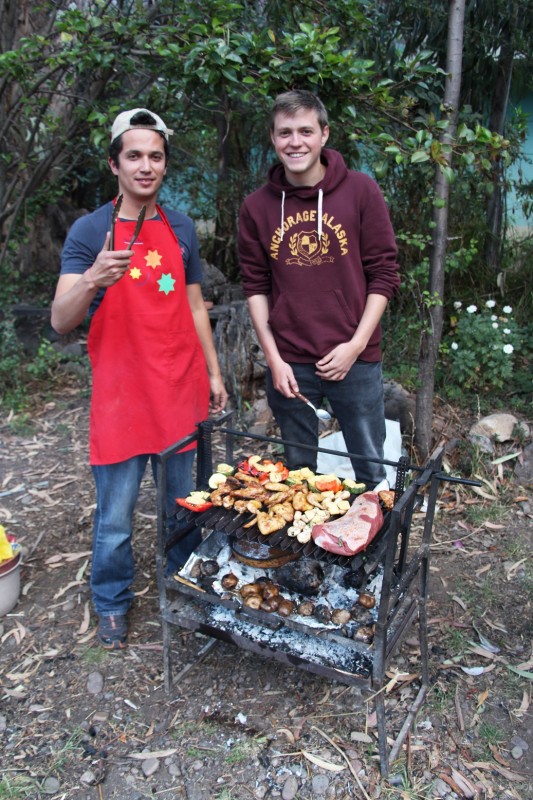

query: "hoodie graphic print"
xmin=238 ymin=149 xmax=400 ymax=363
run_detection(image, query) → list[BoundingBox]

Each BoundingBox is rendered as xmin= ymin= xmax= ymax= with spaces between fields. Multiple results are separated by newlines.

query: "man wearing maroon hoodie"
xmin=238 ymin=90 xmax=400 ymax=488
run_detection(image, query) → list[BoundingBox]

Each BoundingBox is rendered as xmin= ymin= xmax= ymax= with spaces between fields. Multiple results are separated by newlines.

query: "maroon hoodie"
xmin=239 ymin=148 xmax=400 ymax=363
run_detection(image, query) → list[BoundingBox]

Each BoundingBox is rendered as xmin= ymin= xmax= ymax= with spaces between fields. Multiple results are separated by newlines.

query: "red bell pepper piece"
xmin=176 ymin=498 xmax=213 ymax=513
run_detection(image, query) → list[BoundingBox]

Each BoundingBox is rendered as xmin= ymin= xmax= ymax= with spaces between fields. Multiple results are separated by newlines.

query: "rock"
xmin=431 ymin=777 xmax=450 ymax=797
xmin=515 ymin=442 xmax=533 ymax=486
xmin=469 ymin=413 xmax=528 ymax=445
xmin=468 ymin=433 xmax=494 ymax=454
xmin=281 ymin=774 xmax=299 ymax=800
xmin=87 ymin=671 xmax=104 ymax=695
xmin=387 ymin=773 xmax=404 ymax=787
xmin=0 ymin=714 xmax=6 ymax=733
xmin=311 ymin=773 xmax=330 ymax=795
xmin=511 ymin=746 xmax=523 ymax=760
xmin=80 ymin=770 xmax=97 ymax=785
xmin=41 ymin=776 xmax=61 ymax=794
xmin=168 ymin=763 xmax=181 ymax=777
xmin=510 ymin=735 xmax=529 ymax=751
xmin=141 ymin=757 xmax=160 ymax=777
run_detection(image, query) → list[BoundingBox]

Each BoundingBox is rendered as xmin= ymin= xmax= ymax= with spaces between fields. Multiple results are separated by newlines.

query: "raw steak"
xmin=311 ymin=492 xmax=384 ymax=556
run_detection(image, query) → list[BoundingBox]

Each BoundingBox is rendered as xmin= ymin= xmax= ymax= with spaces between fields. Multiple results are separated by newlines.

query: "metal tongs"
xmin=109 ymin=193 xmax=146 ymax=250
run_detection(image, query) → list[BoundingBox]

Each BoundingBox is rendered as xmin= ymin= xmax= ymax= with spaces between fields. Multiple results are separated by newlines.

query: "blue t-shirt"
xmin=61 ymin=202 xmax=204 ymax=316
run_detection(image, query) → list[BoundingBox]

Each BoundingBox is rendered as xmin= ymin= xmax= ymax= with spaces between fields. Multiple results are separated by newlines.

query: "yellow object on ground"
xmin=0 ymin=525 xmax=14 ymax=564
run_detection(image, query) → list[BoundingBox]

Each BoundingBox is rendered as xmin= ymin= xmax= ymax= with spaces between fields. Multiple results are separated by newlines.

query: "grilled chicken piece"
xmin=234 ymin=471 xmax=264 ymax=485
xmin=234 ymin=499 xmax=262 ymax=514
xmin=264 ymin=488 xmax=295 ymax=506
xmin=256 ymin=511 xmax=286 ymax=535
xmin=210 ymin=487 xmax=230 ymax=506
xmin=231 ymin=486 xmax=269 ymax=500
xmin=264 ymin=481 xmax=289 ymax=492
xmin=292 ymin=490 xmax=313 ymax=511
xmin=269 ymin=502 xmax=295 ymax=522
xmin=222 ymin=494 xmax=235 ymax=508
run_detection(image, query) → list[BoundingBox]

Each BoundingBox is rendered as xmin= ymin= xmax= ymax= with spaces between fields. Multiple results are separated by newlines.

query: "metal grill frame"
xmin=155 ymin=414 xmax=449 ymax=775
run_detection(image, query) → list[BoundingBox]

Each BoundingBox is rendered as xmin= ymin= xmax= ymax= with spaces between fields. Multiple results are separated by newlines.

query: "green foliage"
xmin=439 ymin=300 xmax=522 ymax=395
xmin=0 ymin=314 xmax=87 ymax=413
xmin=1 ymin=0 xmax=532 ymax=408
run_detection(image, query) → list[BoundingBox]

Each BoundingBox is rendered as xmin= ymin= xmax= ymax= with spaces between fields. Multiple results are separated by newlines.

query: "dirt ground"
xmin=1 ymin=386 xmax=532 ymax=800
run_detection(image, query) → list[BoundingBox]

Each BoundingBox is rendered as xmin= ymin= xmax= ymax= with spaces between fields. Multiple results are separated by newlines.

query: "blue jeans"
xmin=91 ymin=450 xmax=201 ymax=616
xmin=267 ymin=361 xmax=386 ymax=488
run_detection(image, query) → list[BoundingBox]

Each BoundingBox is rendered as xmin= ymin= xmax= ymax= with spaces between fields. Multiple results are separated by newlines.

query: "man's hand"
xmin=315 ymin=341 xmax=361 ymax=381
xmin=208 ymin=375 xmax=228 ymax=414
xmin=88 ymin=232 xmax=133 ymax=288
xmin=270 ymin=360 xmax=299 ymax=398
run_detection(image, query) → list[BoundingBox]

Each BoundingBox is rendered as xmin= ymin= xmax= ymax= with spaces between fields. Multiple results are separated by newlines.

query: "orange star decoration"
xmin=145 ymin=249 xmax=162 ymax=269
xmin=129 ymin=266 xmax=142 ymax=280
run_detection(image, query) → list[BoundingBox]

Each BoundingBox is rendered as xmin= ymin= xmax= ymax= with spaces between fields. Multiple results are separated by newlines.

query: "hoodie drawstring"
xmin=280 ymin=188 xmax=323 ymax=242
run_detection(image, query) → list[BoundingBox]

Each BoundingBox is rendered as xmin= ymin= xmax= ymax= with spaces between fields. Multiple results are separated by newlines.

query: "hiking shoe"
xmin=97 ymin=614 xmax=128 ymax=650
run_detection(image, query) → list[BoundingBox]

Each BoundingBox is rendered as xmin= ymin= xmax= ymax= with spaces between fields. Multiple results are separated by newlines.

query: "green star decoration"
xmin=157 ymin=273 xmax=176 ymax=295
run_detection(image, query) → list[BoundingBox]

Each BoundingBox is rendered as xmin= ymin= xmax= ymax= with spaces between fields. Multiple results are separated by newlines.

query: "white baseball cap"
xmin=110 ymin=108 xmax=174 ymax=143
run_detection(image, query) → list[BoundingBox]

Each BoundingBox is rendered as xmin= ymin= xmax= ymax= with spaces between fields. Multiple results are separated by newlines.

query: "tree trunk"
xmin=484 ymin=30 xmax=515 ymax=274
xmin=414 ymin=0 xmax=465 ymax=459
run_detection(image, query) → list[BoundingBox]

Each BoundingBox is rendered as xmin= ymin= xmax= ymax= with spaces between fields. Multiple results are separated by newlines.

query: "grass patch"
xmin=0 ymin=775 xmax=42 ymax=799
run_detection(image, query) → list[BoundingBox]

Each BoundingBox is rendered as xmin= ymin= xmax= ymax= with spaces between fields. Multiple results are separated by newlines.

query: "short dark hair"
xmin=108 ymin=111 xmax=170 ymax=166
xmin=270 ymin=90 xmax=329 ymax=131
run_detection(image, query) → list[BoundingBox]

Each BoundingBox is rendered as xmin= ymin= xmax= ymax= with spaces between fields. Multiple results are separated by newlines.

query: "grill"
xmin=155 ymin=415 xmax=475 ymax=775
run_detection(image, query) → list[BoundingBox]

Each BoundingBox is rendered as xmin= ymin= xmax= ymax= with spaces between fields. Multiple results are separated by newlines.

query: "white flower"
xmin=492 ymin=322 xmax=499 ymax=329
xmin=504 ymin=328 xmax=511 ymax=335
xmin=451 ymin=342 xmax=459 ymax=350
xmin=503 ymin=344 xmax=514 ymax=355
xmin=485 ymin=299 xmax=496 ymax=308
xmin=453 ymin=301 xmax=462 ymax=310
xmin=503 ymin=305 xmax=512 ymax=314
xmin=491 ymin=315 xmax=498 ymax=321
xmin=466 ymin=305 xmax=477 ymax=314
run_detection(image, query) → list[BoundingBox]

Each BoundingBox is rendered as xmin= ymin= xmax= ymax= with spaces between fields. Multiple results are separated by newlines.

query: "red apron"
xmin=87 ymin=205 xmax=210 ymax=465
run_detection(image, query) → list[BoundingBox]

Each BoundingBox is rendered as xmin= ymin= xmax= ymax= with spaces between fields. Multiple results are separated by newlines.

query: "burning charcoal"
xmin=342 ymin=565 xmax=366 ymax=591
xmin=314 ymin=604 xmax=332 ymax=624
xmin=274 ymin=559 xmax=324 ymax=596
xmin=331 ymin=608 xmax=351 ymax=626
xmin=221 ymin=573 xmax=238 ymax=590
xmin=296 ymin=601 xmax=314 ymax=617
xmin=199 ymin=559 xmax=219 ymax=577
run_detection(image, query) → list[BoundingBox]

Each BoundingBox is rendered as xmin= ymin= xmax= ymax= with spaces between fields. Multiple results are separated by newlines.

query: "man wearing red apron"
xmin=51 ymin=109 xmax=228 ymax=649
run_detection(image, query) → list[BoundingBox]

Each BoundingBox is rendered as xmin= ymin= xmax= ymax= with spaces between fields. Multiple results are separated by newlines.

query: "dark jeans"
xmin=91 ymin=450 xmax=201 ymax=616
xmin=266 ymin=361 xmax=386 ymax=488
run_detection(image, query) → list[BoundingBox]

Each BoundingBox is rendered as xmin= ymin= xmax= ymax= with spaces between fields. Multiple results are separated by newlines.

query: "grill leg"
xmin=375 ymin=690 xmax=389 ymax=777
xmin=162 ymin=615 xmax=173 ymax=692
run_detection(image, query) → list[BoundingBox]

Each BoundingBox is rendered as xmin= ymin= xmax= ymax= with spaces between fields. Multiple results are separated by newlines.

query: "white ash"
xmin=207 ymin=604 xmax=372 ymax=676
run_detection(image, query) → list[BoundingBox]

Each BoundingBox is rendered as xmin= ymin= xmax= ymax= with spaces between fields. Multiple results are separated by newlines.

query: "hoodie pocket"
xmin=270 ymin=289 xmax=357 ymax=357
